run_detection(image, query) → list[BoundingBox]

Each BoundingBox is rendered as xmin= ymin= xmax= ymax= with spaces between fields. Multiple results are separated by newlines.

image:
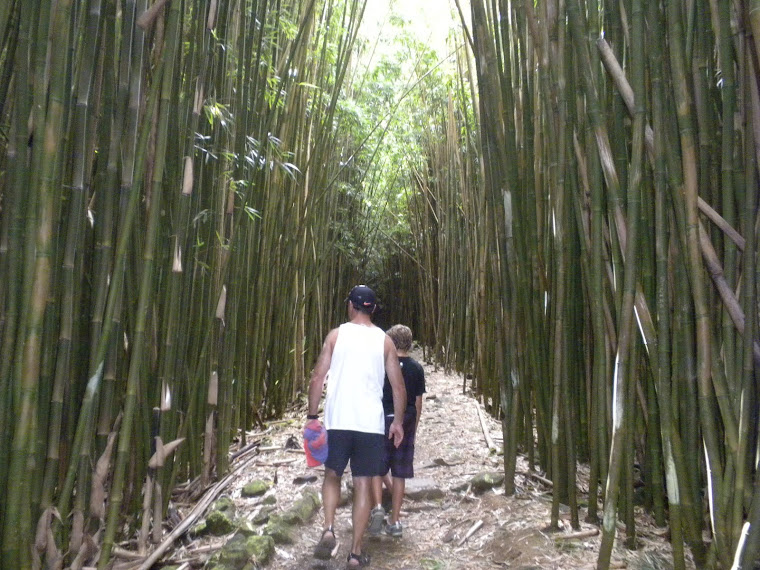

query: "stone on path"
xmin=404 ymin=477 xmax=444 ymax=500
xmin=470 ymin=471 xmax=505 ymax=493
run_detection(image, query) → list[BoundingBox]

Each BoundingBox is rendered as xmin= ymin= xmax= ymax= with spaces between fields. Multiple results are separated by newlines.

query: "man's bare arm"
xmin=308 ymin=329 xmax=338 ymax=416
xmin=384 ymin=336 xmax=406 ymax=446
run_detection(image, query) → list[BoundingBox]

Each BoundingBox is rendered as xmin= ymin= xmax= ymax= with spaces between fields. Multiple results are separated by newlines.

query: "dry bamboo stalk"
xmin=475 ymin=404 xmax=497 ymax=451
xmin=554 ymin=528 xmax=600 ymax=540
xmin=136 ymin=454 xmax=258 ymax=570
xmin=518 ymin=470 xmax=554 ymax=487
xmin=136 ymin=0 xmax=170 ymax=30
xmin=456 ymin=519 xmax=484 ymax=546
xmin=598 ymin=36 xmax=746 ymax=253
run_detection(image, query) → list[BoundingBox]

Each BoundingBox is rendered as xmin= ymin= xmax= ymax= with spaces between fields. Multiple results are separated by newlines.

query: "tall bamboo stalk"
xmin=649 ymin=1 xmax=685 ymax=565
xmin=99 ymin=0 xmax=181 ymax=561
xmin=2 ymin=0 xmax=72 ymax=564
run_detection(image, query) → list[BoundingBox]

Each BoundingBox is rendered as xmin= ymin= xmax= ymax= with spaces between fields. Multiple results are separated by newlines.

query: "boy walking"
xmin=369 ymin=324 xmax=426 ymax=538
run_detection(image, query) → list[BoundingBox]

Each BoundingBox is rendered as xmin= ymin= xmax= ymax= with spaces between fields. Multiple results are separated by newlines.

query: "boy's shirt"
xmin=382 ymin=356 xmax=426 ymax=415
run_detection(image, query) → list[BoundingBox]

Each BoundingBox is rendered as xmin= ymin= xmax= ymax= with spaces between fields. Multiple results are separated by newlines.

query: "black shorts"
xmin=325 ymin=429 xmax=386 ymax=477
xmin=383 ymin=407 xmax=417 ymax=478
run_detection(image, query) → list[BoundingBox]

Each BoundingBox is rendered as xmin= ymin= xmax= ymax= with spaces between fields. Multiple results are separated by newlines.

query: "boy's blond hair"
xmin=386 ymin=324 xmax=412 ymax=352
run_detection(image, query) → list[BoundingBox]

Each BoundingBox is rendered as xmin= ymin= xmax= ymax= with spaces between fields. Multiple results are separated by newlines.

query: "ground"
xmin=160 ymin=350 xmax=692 ymax=570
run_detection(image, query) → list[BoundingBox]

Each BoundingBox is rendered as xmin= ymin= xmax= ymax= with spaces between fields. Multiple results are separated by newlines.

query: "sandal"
xmin=346 ymin=551 xmax=371 ymax=568
xmin=313 ymin=527 xmax=336 ymax=560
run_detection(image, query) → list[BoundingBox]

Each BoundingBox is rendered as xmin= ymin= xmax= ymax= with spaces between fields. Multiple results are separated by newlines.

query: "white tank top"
xmin=324 ymin=322 xmax=386 ymax=434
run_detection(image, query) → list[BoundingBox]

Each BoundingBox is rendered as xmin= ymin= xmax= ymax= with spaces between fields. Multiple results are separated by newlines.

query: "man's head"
xmin=386 ymin=324 xmax=412 ymax=352
xmin=347 ymin=285 xmax=377 ymax=315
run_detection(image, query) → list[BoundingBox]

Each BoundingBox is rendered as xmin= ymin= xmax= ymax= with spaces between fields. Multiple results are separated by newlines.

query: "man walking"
xmin=307 ymin=285 xmax=407 ymax=569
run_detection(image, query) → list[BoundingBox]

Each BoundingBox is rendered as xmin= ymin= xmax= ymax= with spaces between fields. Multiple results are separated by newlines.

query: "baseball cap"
xmin=303 ymin=419 xmax=328 ymax=467
xmin=346 ymin=285 xmax=376 ymax=311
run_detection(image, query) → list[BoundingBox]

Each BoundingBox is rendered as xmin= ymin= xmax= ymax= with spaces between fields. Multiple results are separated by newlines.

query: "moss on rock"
xmin=241 ymin=479 xmax=273 ymax=498
xmin=261 ymin=515 xmax=295 ymax=544
xmin=205 ymin=509 xmax=237 ymax=536
xmin=205 ymin=533 xmax=275 ymax=569
xmin=278 ymin=489 xmax=320 ymax=524
xmin=470 ymin=471 xmax=505 ymax=493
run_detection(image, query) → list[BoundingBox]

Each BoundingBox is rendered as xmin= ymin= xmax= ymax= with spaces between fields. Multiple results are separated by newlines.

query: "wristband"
xmin=307 ymin=414 xmax=319 ymax=420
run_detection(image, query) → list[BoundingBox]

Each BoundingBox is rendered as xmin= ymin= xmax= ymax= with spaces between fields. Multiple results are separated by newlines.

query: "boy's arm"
xmin=415 ymin=395 xmax=423 ymax=432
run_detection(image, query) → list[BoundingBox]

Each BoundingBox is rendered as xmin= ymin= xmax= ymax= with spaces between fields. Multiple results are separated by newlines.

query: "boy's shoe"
xmin=368 ymin=506 xmax=385 ymax=536
xmin=385 ymin=521 xmax=403 ymax=538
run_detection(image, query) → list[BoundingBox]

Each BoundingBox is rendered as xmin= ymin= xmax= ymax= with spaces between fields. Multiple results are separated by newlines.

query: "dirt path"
xmin=166 ymin=350 xmax=687 ymax=570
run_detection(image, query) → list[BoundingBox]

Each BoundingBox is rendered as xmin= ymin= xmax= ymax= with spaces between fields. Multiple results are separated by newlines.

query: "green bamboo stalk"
xmin=2 ymin=0 xmax=73 ymax=564
xmin=0 ymin=0 xmax=16 ymax=53
xmin=156 ymin=0 xmax=214 ymax=501
xmin=91 ymin=0 xmax=135 ymax=459
xmin=99 ymin=0 xmax=181 ymax=560
xmin=0 ymin=0 xmax=36 ymax=530
xmin=597 ymin=0 xmax=645 ymax=563
xmin=648 ymin=5 xmax=684 ymax=564
xmin=61 ymin=1 xmax=104 ymax=554
xmin=735 ymin=54 xmax=760 ymax=569
xmin=587 ymin=87 xmax=607 ymax=526
xmin=716 ymin=0 xmax=738 ymax=400
xmin=673 ymin=254 xmax=708 ymax=562
xmin=56 ymin=57 xmax=161 ymax=539
xmin=0 ymin=0 xmax=19 ymax=120
xmin=665 ymin=0 xmax=728 ymax=563
xmin=648 ymin=5 xmax=685 ymax=556
xmin=547 ymin=0 xmax=570 ymax=520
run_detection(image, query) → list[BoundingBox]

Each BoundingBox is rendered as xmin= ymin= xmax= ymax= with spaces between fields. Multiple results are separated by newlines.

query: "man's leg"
xmin=390 ymin=477 xmax=405 ymax=524
xmin=313 ymin=467 xmax=341 ymax=559
xmin=370 ymin=476 xmax=383 ymax=508
xmin=368 ymin=475 xmax=387 ymax=535
xmin=322 ymin=468 xmax=341 ymax=529
xmin=350 ymin=476 xmax=371 ymax=555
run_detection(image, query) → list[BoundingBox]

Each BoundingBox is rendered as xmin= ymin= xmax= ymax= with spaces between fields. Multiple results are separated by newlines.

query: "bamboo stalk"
xmin=2 ymin=0 xmax=72 ymax=564
xmin=597 ymin=0 xmax=645 ymax=561
xmin=735 ymin=51 xmax=760 ymax=569
xmin=99 ymin=0 xmax=182 ymax=562
xmin=665 ymin=0 xmax=728 ymax=561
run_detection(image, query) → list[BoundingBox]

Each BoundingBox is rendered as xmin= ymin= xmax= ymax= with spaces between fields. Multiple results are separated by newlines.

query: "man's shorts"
xmin=325 ymin=429 xmax=385 ymax=477
xmin=383 ymin=407 xmax=417 ymax=478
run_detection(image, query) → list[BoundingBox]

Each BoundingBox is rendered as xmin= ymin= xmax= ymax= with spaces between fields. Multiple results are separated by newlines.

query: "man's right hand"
xmin=388 ymin=420 xmax=404 ymax=448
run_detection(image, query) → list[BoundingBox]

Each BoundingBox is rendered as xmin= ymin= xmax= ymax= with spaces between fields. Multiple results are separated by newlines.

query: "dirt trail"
xmin=166 ymin=350 xmax=687 ymax=570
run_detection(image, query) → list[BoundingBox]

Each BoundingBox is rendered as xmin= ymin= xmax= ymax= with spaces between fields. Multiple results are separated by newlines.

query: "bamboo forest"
xmin=0 ymin=0 xmax=759 ymax=567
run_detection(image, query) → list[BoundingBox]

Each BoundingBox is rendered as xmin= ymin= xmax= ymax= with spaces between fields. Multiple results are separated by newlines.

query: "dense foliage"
xmin=1 ymin=0 xmax=759 ymax=568
xmin=416 ymin=0 xmax=760 ymax=568
xmin=0 ymin=0 xmax=401 ymax=566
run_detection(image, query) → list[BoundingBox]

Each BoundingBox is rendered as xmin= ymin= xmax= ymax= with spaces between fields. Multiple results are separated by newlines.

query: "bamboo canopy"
xmin=0 ymin=0 xmax=759 ymax=568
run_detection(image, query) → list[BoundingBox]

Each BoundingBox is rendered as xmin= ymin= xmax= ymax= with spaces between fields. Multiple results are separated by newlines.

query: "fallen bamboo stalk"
xmin=475 ymin=405 xmax=497 ymax=452
xmin=136 ymin=454 xmax=258 ymax=570
xmin=457 ymin=519 xmax=484 ymax=546
xmin=554 ymin=528 xmax=599 ymax=540
xmin=517 ymin=470 xmax=554 ymax=487
xmin=255 ymin=457 xmax=299 ymax=467
xmin=113 ymin=547 xmax=145 ymax=560
xmin=230 ymin=440 xmax=262 ymax=460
